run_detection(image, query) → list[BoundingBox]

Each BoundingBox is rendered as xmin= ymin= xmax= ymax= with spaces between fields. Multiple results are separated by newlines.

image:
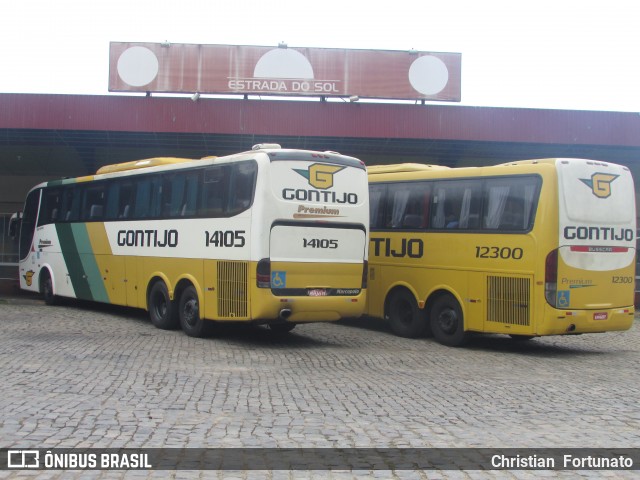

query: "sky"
xmin=1 ymin=0 xmax=638 ymax=112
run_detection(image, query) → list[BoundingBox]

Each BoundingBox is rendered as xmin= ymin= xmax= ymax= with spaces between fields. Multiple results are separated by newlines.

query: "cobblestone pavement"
xmin=1 ymin=295 xmax=639 ymax=479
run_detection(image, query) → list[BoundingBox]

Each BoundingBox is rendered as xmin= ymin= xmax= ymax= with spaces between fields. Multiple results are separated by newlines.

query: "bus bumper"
xmin=251 ymin=291 xmax=367 ymax=323
xmin=540 ymin=307 xmax=635 ymax=335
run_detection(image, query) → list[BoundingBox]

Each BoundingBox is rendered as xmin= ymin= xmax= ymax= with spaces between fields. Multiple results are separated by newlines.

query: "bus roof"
xmin=494 ymin=158 xmax=628 ymax=169
xmin=94 ymin=143 xmax=364 ymax=176
xmin=367 ymin=163 xmax=450 ymax=174
xmin=96 ymin=157 xmax=198 ymax=175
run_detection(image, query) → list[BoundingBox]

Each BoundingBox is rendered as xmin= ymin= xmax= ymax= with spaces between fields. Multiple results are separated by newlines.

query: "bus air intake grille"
xmin=217 ymin=261 xmax=249 ymax=319
xmin=486 ymin=275 xmax=531 ymax=326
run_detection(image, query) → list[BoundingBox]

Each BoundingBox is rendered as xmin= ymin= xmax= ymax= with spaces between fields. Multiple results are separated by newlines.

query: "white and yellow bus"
xmin=15 ymin=144 xmax=369 ymax=337
xmin=367 ymin=158 xmax=636 ymax=346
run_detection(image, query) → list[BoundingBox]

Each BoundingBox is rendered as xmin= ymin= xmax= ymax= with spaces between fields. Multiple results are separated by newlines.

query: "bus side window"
xmin=432 ymin=185 xmax=456 ymax=229
xmin=60 ymin=186 xmax=81 ymax=222
xmin=38 ymin=188 xmax=61 ymax=226
xmin=168 ymin=174 xmax=185 ymax=217
xmin=106 ymin=181 xmax=135 ymax=220
xmin=201 ymin=166 xmax=227 ymax=217
xmin=19 ymin=189 xmax=40 ymax=260
xmin=457 ymin=184 xmax=482 ymax=229
xmin=82 ymin=185 xmax=106 ymax=221
xmin=483 ymin=177 xmax=539 ymax=231
xmin=431 ymin=180 xmax=480 ymax=230
xmin=401 ymin=183 xmax=429 ymax=229
xmin=229 ymin=161 xmax=257 ymax=214
xmin=369 ymin=184 xmax=387 ymax=230
xmin=118 ymin=181 xmax=136 ymax=220
xmin=134 ymin=176 xmax=162 ymax=219
xmin=381 ymin=182 xmax=429 ymax=230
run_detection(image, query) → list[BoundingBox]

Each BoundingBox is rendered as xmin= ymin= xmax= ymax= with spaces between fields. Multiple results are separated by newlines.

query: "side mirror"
xmin=8 ymin=212 xmax=22 ymax=239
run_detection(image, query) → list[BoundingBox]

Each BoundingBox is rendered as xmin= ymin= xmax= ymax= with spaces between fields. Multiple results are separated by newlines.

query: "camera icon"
xmin=7 ymin=450 xmax=40 ymax=469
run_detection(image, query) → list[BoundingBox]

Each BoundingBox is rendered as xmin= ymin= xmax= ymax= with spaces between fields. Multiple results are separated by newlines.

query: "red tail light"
xmin=545 ymin=249 xmax=558 ymax=307
xmin=361 ymin=260 xmax=368 ymax=289
xmin=257 ymin=258 xmax=271 ymax=288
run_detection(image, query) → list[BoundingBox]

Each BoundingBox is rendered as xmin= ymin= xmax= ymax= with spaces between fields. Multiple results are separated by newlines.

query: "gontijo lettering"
xmin=563 ymin=226 xmax=634 ymax=241
xmin=117 ymin=229 xmax=178 ymax=247
xmin=370 ymin=237 xmax=424 ymax=258
xmin=282 ymin=189 xmax=357 ymax=204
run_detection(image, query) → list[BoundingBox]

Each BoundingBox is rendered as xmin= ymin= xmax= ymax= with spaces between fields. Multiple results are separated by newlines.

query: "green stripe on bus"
xmin=56 ymin=223 xmax=109 ymax=303
xmin=56 ymin=223 xmax=91 ymax=300
xmin=70 ymin=224 xmax=110 ymax=303
xmin=47 ymin=178 xmax=77 ymax=187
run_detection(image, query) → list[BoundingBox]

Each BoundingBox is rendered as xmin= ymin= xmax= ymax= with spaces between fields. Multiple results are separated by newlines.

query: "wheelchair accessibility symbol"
xmin=557 ymin=291 xmax=570 ymax=308
xmin=271 ymin=271 xmax=286 ymax=288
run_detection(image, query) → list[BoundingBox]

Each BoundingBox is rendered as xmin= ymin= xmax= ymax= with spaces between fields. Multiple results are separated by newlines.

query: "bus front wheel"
xmin=148 ymin=282 xmax=179 ymax=330
xmin=179 ymin=286 xmax=209 ymax=337
xmin=430 ymin=294 xmax=468 ymax=347
xmin=387 ymin=289 xmax=425 ymax=338
xmin=41 ymin=270 xmax=57 ymax=306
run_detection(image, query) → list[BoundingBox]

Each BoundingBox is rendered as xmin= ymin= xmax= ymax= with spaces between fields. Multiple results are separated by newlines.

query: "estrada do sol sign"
xmin=109 ymin=42 xmax=461 ymax=101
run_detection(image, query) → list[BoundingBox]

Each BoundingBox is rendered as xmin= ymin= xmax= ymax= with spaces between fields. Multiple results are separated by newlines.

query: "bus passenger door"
xmin=366 ymin=259 xmax=387 ymax=318
xmin=124 ymin=256 xmax=141 ymax=308
xmin=466 ymin=271 xmax=485 ymax=332
xmin=203 ymin=259 xmax=218 ymax=320
xmin=103 ymin=255 xmax=127 ymax=306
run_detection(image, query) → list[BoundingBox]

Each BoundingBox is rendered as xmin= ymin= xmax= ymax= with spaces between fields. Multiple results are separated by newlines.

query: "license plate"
xmin=308 ymin=289 xmax=328 ymax=297
xmin=593 ymin=312 xmax=608 ymax=320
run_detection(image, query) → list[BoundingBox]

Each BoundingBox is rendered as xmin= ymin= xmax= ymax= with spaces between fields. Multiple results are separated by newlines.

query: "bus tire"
xmin=268 ymin=323 xmax=296 ymax=334
xmin=430 ymin=294 xmax=468 ymax=347
xmin=41 ymin=270 xmax=57 ymax=306
xmin=509 ymin=334 xmax=535 ymax=341
xmin=179 ymin=286 xmax=209 ymax=337
xmin=148 ymin=282 xmax=179 ymax=330
xmin=387 ymin=289 xmax=425 ymax=338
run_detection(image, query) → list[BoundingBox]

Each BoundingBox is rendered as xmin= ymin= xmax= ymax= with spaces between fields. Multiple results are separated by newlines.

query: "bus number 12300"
xmin=475 ymin=246 xmax=524 ymax=260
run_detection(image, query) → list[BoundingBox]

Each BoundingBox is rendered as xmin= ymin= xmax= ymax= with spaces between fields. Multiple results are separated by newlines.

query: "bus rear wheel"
xmin=387 ymin=289 xmax=425 ymax=338
xmin=148 ymin=282 xmax=179 ymax=330
xmin=179 ymin=286 xmax=209 ymax=337
xmin=509 ymin=334 xmax=535 ymax=341
xmin=430 ymin=294 xmax=468 ymax=347
xmin=268 ymin=323 xmax=296 ymax=334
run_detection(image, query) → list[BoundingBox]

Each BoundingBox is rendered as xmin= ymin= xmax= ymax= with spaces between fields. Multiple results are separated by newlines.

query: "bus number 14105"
xmin=304 ymin=238 xmax=338 ymax=249
xmin=205 ymin=230 xmax=246 ymax=247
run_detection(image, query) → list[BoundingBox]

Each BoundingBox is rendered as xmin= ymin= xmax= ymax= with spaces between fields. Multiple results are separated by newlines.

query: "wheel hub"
xmin=438 ymin=308 xmax=458 ymax=334
xmin=183 ymin=299 xmax=198 ymax=327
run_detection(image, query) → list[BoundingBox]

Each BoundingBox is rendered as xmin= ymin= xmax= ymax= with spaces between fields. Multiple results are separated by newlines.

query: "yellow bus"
xmin=14 ymin=144 xmax=369 ymax=337
xmin=367 ymin=159 xmax=636 ymax=346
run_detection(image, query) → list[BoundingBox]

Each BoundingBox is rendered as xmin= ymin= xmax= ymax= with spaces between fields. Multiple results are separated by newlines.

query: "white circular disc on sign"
xmin=117 ymin=47 xmax=159 ymax=87
xmin=408 ymin=55 xmax=449 ymax=95
xmin=254 ymin=49 xmax=314 ymax=79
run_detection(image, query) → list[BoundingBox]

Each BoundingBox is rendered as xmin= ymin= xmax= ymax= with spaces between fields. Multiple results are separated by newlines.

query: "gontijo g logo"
xmin=294 ymin=163 xmax=344 ymax=189
xmin=580 ymin=172 xmax=619 ymax=199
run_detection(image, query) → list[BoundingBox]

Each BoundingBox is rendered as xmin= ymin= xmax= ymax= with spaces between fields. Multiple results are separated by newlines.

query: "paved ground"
xmin=1 ymin=293 xmax=639 ymax=479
